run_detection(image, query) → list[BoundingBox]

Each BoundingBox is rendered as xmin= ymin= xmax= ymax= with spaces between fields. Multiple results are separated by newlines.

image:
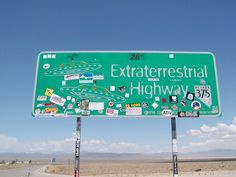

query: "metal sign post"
xmin=74 ymin=117 xmax=81 ymax=177
xmin=171 ymin=117 xmax=178 ymax=177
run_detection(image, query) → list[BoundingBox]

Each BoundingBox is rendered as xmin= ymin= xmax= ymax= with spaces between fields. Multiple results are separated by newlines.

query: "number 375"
xmin=196 ymin=89 xmax=211 ymax=98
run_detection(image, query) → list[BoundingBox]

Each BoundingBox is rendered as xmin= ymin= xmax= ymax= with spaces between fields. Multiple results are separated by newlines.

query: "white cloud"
xmin=0 ymin=134 xmax=17 ymax=149
xmin=188 ymin=129 xmax=202 ymax=136
xmin=182 ymin=117 xmax=236 ymax=152
xmin=0 ymin=134 xmax=153 ymax=153
xmin=233 ymin=117 xmax=236 ymax=124
xmin=81 ymin=139 xmax=140 ymax=153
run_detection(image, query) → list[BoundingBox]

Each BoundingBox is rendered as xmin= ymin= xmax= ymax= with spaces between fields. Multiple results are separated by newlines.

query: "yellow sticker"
xmin=126 ymin=103 xmax=141 ymax=108
xmin=91 ymin=86 xmax=97 ymax=91
xmin=45 ymin=88 xmax=54 ymax=96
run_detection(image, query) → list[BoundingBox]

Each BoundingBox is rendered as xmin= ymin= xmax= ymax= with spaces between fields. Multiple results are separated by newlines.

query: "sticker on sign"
xmin=162 ymin=109 xmax=173 ymax=117
xmin=126 ymin=107 xmax=142 ymax=116
xmin=50 ymin=94 xmax=66 ymax=107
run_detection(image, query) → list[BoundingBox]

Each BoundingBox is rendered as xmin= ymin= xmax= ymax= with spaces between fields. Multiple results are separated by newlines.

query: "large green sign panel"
xmin=32 ymin=51 xmax=221 ymax=118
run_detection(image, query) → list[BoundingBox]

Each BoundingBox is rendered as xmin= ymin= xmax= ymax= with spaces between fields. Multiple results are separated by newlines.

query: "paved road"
xmin=0 ymin=165 xmax=71 ymax=177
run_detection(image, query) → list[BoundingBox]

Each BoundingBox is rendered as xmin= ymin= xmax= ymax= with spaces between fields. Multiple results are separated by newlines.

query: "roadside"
xmin=33 ymin=166 xmax=71 ymax=177
xmin=46 ymin=160 xmax=236 ymax=176
xmin=78 ymin=171 xmax=236 ymax=177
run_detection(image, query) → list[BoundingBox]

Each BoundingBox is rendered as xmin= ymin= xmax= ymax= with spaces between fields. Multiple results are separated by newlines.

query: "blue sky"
xmin=0 ymin=0 xmax=236 ymax=153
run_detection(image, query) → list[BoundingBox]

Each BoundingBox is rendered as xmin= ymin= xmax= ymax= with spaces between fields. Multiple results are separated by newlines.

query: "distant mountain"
xmin=183 ymin=149 xmax=236 ymax=159
xmin=0 ymin=152 xmax=71 ymax=161
xmin=0 ymin=149 xmax=236 ymax=161
xmin=80 ymin=151 xmax=173 ymax=161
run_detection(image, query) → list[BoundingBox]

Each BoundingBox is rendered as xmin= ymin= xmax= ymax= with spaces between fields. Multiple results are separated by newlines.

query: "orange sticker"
xmin=45 ymin=107 xmax=58 ymax=113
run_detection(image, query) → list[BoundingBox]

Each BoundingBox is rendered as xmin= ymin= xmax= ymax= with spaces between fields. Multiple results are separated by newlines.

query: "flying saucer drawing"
xmin=44 ymin=61 xmax=102 ymax=76
xmin=60 ymin=85 xmax=126 ymax=103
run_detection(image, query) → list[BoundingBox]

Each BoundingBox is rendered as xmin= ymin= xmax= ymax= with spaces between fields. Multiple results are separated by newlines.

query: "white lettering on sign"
xmin=111 ymin=64 xmax=208 ymax=79
xmin=130 ymin=82 xmax=188 ymax=99
xmin=110 ymin=64 xmax=208 ymax=99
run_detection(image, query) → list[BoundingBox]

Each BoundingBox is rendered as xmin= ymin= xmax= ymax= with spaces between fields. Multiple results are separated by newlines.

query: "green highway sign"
xmin=32 ymin=51 xmax=221 ymax=118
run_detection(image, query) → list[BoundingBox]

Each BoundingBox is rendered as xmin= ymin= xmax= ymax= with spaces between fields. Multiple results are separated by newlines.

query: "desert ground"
xmin=46 ymin=159 xmax=236 ymax=177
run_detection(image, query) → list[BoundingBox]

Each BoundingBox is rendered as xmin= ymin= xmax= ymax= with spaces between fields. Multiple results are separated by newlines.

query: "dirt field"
xmin=46 ymin=159 xmax=236 ymax=176
xmin=0 ymin=163 xmax=34 ymax=170
xmin=0 ymin=161 xmax=46 ymax=171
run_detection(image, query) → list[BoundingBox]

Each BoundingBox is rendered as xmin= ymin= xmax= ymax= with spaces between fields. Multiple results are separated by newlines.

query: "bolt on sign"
xmin=32 ymin=51 xmax=221 ymax=118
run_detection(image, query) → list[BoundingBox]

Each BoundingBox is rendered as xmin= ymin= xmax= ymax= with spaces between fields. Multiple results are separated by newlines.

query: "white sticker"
xmin=191 ymin=101 xmax=201 ymax=111
xmin=212 ymin=106 xmax=218 ymax=113
xmin=35 ymin=109 xmax=41 ymax=115
xmin=126 ymin=107 xmax=142 ymax=116
xmin=64 ymin=74 xmax=80 ymax=81
xmin=172 ymin=139 xmax=177 ymax=145
xmin=125 ymin=93 xmax=130 ymax=98
xmin=106 ymin=108 xmax=118 ymax=116
xmin=82 ymin=110 xmax=90 ymax=116
xmin=116 ymin=104 xmax=122 ymax=108
xmin=67 ymin=96 xmax=71 ymax=100
xmin=169 ymin=54 xmax=174 ymax=58
xmin=152 ymin=102 xmax=159 ymax=109
xmin=155 ymin=97 xmax=160 ymax=101
xmin=62 ymin=81 xmax=66 ymax=86
xmin=50 ymin=94 xmax=66 ymax=107
xmin=162 ymin=109 xmax=173 ymax=117
xmin=173 ymin=144 xmax=178 ymax=153
xmin=43 ymin=64 xmax=50 ymax=69
xmin=200 ymin=79 xmax=206 ymax=85
xmin=89 ymin=102 xmax=104 ymax=110
xmin=172 ymin=139 xmax=178 ymax=152
xmin=110 ymin=86 xmax=115 ymax=91
xmin=75 ymin=108 xmax=82 ymax=114
xmin=194 ymin=85 xmax=212 ymax=107
xmin=54 ymin=113 xmax=67 ymax=117
xmin=36 ymin=104 xmax=44 ymax=107
xmin=93 ymin=75 xmax=104 ymax=80
xmin=67 ymin=104 xmax=73 ymax=109
xmin=148 ymin=78 xmax=160 ymax=82
xmin=79 ymin=74 xmax=93 ymax=83
xmin=37 ymin=96 xmax=47 ymax=101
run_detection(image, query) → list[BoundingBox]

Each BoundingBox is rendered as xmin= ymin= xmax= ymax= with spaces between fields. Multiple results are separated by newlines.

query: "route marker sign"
xmin=32 ymin=51 xmax=221 ymax=118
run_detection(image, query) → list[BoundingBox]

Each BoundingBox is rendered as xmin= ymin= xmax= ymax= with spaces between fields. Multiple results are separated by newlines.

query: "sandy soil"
xmin=0 ymin=163 xmax=33 ymax=170
xmin=46 ymin=160 xmax=236 ymax=177
xmin=82 ymin=171 xmax=236 ymax=177
xmin=0 ymin=162 xmax=46 ymax=171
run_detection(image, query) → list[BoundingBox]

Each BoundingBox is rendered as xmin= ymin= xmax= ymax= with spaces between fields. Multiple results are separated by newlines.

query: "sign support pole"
xmin=171 ymin=117 xmax=178 ymax=177
xmin=74 ymin=117 xmax=81 ymax=177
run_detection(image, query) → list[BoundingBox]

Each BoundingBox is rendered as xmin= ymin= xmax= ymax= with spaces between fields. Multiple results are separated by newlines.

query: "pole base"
xmin=74 ymin=169 xmax=79 ymax=177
